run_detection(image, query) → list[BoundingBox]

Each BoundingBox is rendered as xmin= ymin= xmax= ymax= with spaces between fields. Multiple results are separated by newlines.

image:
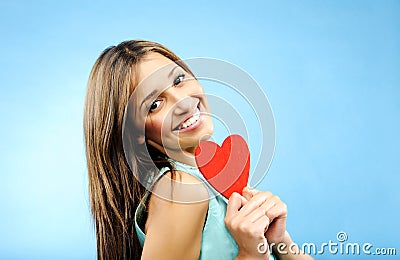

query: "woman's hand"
xmin=242 ymin=187 xmax=288 ymax=245
xmin=225 ymin=192 xmax=271 ymax=260
xmin=241 ymin=187 xmax=314 ymax=260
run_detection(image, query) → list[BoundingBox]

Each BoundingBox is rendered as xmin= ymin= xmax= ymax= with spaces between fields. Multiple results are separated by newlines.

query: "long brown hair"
xmin=84 ymin=40 xmax=193 ymax=259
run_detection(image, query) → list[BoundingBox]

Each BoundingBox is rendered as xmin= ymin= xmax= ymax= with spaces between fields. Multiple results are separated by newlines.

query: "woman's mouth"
xmin=174 ymin=106 xmax=204 ymax=132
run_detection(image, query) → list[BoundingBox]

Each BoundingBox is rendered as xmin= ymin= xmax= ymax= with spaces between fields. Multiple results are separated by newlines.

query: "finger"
xmin=252 ymin=215 xmax=270 ymax=236
xmin=265 ymin=202 xmax=288 ymax=222
xmin=238 ymin=191 xmax=274 ymax=217
xmin=242 ymin=186 xmax=259 ymax=200
xmin=246 ymin=206 xmax=267 ymax=223
xmin=226 ymin=192 xmax=247 ymax=217
xmin=259 ymin=195 xmax=280 ymax=213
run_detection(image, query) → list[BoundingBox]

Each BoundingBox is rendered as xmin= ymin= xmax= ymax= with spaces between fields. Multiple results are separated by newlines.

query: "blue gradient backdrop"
xmin=0 ymin=1 xmax=399 ymax=259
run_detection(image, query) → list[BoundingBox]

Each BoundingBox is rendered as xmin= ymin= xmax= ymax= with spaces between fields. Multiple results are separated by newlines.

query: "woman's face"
xmin=133 ymin=52 xmax=213 ymax=157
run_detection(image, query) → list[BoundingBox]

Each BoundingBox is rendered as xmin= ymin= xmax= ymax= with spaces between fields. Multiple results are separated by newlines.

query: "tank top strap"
xmin=168 ymin=159 xmax=205 ymax=180
xmin=134 ymin=165 xmax=172 ymax=247
xmin=134 ymin=160 xmax=209 ymax=248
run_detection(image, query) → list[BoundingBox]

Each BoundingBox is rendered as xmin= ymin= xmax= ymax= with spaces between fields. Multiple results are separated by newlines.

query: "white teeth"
xmin=179 ymin=108 xmax=200 ymax=130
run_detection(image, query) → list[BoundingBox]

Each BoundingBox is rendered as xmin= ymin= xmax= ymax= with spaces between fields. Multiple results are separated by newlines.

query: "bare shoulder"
xmin=149 ymin=169 xmax=210 ymax=205
xmin=141 ymin=170 xmax=209 ymax=259
xmin=146 ymin=170 xmax=209 ymax=228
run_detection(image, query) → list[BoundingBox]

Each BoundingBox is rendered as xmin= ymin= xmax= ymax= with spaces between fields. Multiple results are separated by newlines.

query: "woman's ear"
xmin=137 ymin=135 xmax=145 ymax=145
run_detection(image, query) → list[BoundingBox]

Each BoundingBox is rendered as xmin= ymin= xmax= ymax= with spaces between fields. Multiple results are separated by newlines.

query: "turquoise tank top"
xmin=134 ymin=159 xmax=276 ymax=259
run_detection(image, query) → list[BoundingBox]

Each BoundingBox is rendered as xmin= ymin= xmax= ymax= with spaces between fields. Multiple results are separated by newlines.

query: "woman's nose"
xmin=172 ymin=94 xmax=197 ymax=116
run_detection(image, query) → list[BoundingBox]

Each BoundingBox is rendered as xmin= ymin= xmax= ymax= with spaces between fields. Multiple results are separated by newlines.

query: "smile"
xmin=174 ymin=105 xmax=204 ymax=132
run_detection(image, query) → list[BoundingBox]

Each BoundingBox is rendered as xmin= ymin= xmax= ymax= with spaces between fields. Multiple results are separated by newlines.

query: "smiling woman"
xmin=134 ymin=52 xmax=214 ymax=161
xmin=84 ymin=40 xmax=312 ymax=260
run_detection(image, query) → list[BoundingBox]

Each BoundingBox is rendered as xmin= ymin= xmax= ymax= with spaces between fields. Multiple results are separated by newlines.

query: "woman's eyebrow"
xmin=139 ymin=65 xmax=180 ymax=109
xmin=140 ymin=89 xmax=158 ymax=109
xmin=168 ymin=65 xmax=180 ymax=78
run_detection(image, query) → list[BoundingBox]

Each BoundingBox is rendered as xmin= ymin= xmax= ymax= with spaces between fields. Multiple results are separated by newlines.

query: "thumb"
xmin=242 ymin=186 xmax=258 ymax=200
xmin=226 ymin=192 xmax=247 ymax=217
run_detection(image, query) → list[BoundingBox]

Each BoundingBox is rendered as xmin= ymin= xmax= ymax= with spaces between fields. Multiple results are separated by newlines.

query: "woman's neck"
xmin=166 ymin=149 xmax=197 ymax=167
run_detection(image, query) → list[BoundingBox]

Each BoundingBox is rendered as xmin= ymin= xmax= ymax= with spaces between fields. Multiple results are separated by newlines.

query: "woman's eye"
xmin=149 ymin=100 xmax=161 ymax=112
xmin=173 ymin=74 xmax=185 ymax=86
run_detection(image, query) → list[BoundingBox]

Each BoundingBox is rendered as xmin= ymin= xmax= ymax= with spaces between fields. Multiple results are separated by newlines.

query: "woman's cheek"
xmin=145 ymin=117 xmax=163 ymax=142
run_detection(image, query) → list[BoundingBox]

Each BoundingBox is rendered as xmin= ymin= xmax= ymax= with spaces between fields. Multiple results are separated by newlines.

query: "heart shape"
xmin=195 ymin=134 xmax=250 ymax=199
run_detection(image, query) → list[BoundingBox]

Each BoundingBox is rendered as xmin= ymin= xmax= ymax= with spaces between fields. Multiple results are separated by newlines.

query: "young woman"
xmin=84 ymin=40 xmax=312 ymax=260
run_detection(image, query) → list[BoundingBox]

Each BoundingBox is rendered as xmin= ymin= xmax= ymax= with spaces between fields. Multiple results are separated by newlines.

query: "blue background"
xmin=0 ymin=0 xmax=399 ymax=259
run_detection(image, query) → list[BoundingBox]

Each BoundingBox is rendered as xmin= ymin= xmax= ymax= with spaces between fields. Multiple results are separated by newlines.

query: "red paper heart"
xmin=195 ymin=134 xmax=250 ymax=199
